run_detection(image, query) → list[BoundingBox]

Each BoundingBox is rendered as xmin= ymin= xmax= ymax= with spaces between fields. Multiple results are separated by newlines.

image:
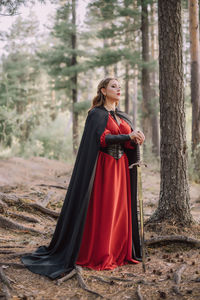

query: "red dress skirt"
xmin=76 ymin=113 xmax=138 ymax=270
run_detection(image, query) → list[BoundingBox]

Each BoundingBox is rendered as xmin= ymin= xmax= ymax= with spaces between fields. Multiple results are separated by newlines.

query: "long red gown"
xmin=76 ymin=113 xmax=139 ymax=270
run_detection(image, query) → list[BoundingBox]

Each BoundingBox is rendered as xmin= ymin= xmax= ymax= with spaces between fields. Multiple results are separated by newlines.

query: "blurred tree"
xmin=0 ymin=0 xmax=44 ymax=16
xmin=148 ymin=0 xmax=192 ymax=225
xmin=86 ymin=0 xmax=141 ymax=114
xmin=40 ymin=0 xmax=80 ymax=154
xmin=0 ymin=15 xmax=44 ymax=144
xmin=150 ymin=2 xmax=160 ymax=156
xmin=140 ymin=0 xmax=160 ymax=157
xmin=189 ymin=0 xmax=200 ymax=154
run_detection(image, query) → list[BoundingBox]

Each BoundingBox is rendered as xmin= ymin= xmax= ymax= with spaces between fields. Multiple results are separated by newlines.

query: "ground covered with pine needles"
xmin=0 ymin=157 xmax=200 ymax=300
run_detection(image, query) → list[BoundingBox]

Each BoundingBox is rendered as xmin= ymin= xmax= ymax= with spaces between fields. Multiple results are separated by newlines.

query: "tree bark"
xmin=149 ymin=0 xmax=192 ymax=225
xmin=189 ymin=0 xmax=200 ymax=153
xmin=71 ymin=0 xmax=78 ymax=154
xmin=141 ymin=0 xmax=152 ymax=148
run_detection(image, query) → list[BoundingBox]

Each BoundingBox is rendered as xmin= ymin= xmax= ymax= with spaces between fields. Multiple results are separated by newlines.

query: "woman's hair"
xmin=89 ymin=77 xmax=118 ymax=111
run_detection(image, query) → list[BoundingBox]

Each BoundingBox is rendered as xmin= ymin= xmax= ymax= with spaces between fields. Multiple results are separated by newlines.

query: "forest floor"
xmin=0 ymin=157 xmax=200 ymax=300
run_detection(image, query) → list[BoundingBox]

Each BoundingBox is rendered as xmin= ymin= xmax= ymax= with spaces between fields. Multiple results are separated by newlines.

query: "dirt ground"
xmin=0 ymin=157 xmax=200 ymax=300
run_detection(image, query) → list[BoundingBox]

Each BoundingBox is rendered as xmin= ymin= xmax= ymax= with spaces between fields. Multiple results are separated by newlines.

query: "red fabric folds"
xmin=76 ymin=114 xmax=138 ymax=270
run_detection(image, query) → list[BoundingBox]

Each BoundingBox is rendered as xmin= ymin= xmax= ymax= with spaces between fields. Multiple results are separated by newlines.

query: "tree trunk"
xmin=71 ymin=0 xmax=78 ymax=154
xmin=141 ymin=0 xmax=152 ymax=149
xmin=150 ymin=3 xmax=160 ymax=157
xmin=149 ymin=0 xmax=192 ymax=225
xmin=189 ymin=0 xmax=200 ymax=153
xmin=132 ymin=68 xmax=138 ymax=129
xmin=125 ymin=62 xmax=129 ymax=114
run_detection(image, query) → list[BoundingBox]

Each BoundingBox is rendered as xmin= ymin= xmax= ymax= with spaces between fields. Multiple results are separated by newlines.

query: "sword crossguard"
xmin=129 ymin=160 xmax=148 ymax=169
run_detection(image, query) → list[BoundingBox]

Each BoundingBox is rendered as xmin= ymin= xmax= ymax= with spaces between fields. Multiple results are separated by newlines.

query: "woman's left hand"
xmin=133 ymin=130 xmax=145 ymax=145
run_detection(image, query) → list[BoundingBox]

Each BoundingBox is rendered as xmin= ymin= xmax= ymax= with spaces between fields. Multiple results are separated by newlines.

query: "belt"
xmin=100 ymin=144 xmax=125 ymax=160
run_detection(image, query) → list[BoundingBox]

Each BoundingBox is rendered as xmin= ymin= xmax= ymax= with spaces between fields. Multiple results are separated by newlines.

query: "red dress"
xmin=76 ymin=113 xmax=138 ymax=270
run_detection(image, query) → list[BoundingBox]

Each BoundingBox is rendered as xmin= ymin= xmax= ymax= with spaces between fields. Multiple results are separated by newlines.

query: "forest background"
xmin=0 ymin=0 xmax=198 ymax=170
xmin=0 ymin=0 xmax=200 ymax=299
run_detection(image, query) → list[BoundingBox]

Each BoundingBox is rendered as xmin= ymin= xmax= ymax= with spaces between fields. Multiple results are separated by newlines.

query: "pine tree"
xmin=148 ymin=0 xmax=192 ymax=225
xmin=189 ymin=0 xmax=200 ymax=153
xmin=40 ymin=0 xmax=80 ymax=154
xmin=0 ymin=14 xmax=44 ymax=144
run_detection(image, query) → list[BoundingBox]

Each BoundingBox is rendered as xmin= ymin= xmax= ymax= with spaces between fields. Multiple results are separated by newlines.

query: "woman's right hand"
xmin=129 ymin=130 xmax=145 ymax=145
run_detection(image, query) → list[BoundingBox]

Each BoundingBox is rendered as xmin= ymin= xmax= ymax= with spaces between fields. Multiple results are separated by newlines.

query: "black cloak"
xmin=21 ymin=106 xmax=141 ymax=279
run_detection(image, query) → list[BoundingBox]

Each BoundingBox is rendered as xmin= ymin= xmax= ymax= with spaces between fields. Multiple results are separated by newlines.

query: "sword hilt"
xmin=136 ymin=143 xmax=140 ymax=163
xmin=129 ymin=144 xmax=148 ymax=169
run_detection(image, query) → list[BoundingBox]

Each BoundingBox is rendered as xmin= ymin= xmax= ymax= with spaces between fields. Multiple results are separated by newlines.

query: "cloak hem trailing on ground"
xmin=21 ymin=106 xmax=141 ymax=279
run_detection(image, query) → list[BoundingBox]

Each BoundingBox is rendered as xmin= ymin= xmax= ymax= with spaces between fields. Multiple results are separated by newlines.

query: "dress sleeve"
xmin=100 ymin=128 xmax=112 ymax=147
xmin=100 ymin=129 xmax=132 ymax=147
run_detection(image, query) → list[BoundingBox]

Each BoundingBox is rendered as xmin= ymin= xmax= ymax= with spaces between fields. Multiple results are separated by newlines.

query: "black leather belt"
xmin=100 ymin=144 xmax=125 ymax=160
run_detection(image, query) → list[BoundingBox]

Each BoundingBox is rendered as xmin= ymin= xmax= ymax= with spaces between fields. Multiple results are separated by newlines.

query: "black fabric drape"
xmin=21 ymin=106 xmax=141 ymax=279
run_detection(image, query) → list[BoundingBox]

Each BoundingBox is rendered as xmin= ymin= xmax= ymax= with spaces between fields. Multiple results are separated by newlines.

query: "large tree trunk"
xmin=71 ymin=0 xmax=78 ymax=154
xmin=149 ymin=0 xmax=193 ymax=225
xmin=189 ymin=0 xmax=200 ymax=153
xmin=150 ymin=3 xmax=160 ymax=157
xmin=141 ymin=0 xmax=152 ymax=150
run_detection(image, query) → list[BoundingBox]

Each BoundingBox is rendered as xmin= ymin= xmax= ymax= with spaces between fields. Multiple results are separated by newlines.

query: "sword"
xmin=129 ymin=145 xmax=147 ymax=273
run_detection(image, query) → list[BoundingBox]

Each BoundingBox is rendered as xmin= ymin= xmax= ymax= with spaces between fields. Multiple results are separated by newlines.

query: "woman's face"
xmin=102 ymin=79 xmax=121 ymax=102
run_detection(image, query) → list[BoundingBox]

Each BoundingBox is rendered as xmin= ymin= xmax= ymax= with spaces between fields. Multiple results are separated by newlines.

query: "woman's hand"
xmin=129 ymin=130 xmax=145 ymax=145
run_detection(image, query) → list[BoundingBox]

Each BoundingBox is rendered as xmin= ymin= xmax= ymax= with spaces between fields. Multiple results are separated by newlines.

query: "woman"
xmin=21 ymin=77 xmax=145 ymax=279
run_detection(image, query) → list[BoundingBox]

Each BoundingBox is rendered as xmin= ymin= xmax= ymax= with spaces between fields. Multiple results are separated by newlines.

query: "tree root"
xmin=39 ymin=191 xmax=54 ymax=207
xmin=0 ymin=267 xmax=12 ymax=300
xmin=173 ymin=264 xmax=186 ymax=285
xmin=0 ymin=262 xmax=25 ymax=269
xmin=90 ymin=275 xmax=115 ymax=285
xmin=145 ymin=235 xmax=200 ymax=247
xmin=0 ymin=250 xmax=15 ymax=255
xmin=76 ymin=268 xmax=104 ymax=298
xmin=0 ymin=215 xmax=42 ymax=234
xmin=0 ymin=245 xmax=25 ymax=248
xmin=3 ymin=252 xmax=31 ymax=259
xmin=56 ymin=269 xmax=77 ymax=285
xmin=7 ymin=211 xmax=40 ymax=223
xmin=37 ymin=184 xmax=67 ymax=190
xmin=57 ymin=266 xmax=104 ymax=298
xmin=0 ymin=192 xmax=59 ymax=218
xmin=30 ymin=202 xmax=59 ymax=218
xmin=0 ymin=267 xmax=12 ymax=289
xmin=171 ymin=264 xmax=186 ymax=296
xmin=136 ymin=285 xmax=143 ymax=300
xmin=102 ymin=275 xmax=134 ymax=282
